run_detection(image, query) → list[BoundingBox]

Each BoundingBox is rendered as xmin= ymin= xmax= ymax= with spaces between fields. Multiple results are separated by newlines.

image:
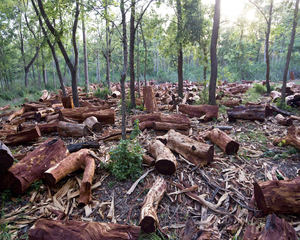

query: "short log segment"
xmin=82 ymin=109 xmax=115 ymax=125
xmin=83 ymin=116 xmax=102 ymax=132
xmin=149 ymin=140 xmax=177 ymax=175
xmin=284 ymin=126 xmax=300 ymax=150
xmin=67 ymin=141 xmax=100 ymax=153
xmin=5 ymin=125 xmax=41 ymax=146
xmin=227 ymin=105 xmax=266 ymax=122
xmin=28 ymin=219 xmax=141 ymax=240
xmin=178 ymin=104 xmax=218 ymax=121
xmin=140 ymin=177 xmax=167 ymax=233
xmin=44 ymin=149 xmax=95 ymax=206
xmin=275 ymin=114 xmax=293 ymax=126
xmin=61 ymin=96 xmax=74 ymax=108
xmin=7 ymin=107 xmax=25 ymax=122
xmin=206 ymin=128 xmax=239 ymax=155
xmin=253 ymin=176 xmax=300 ymax=215
xmin=7 ymin=138 xmax=68 ymax=194
xmin=166 ymin=129 xmax=214 ymax=166
xmin=0 ymin=141 xmax=14 ymax=174
xmin=57 ymin=121 xmax=91 ymax=137
xmin=243 ymin=214 xmax=297 ymax=240
xmin=143 ymin=86 xmax=158 ymax=113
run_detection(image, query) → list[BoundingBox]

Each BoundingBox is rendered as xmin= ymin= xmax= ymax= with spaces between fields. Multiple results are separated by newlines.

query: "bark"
xmin=283 ymin=126 xmax=300 ymax=150
xmin=0 ymin=141 xmax=14 ymax=174
xmin=281 ymin=0 xmax=300 ymax=104
xmin=61 ymin=96 xmax=74 ymax=108
xmin=82 ymin=4 xmax=89 ymax=93
xmin=28 ymin=219 xmax=141 ymax=240
xmin=57 ymin=121 xmax=91 ymax=137
xmin=7 ymin=138 xmax=67 ymax=194
xmin=153 ymin=122 xmax=190 ymax=131
xmin=140 ymin=23 xmax=147 ymax=85
xmin=179 ymin=104 xmax=218 ymax=121
xmin=83 ymin=116 xmax=102 ymax=132
xmin=176 ymin=0 xmax=183 ymax=98
xmin=7 ymin=107 xmax=25 ymax=122
xmin=143 ymin=86 xmax=158 ymax=112
xmin=5 ymin=125 xmax=41 ymax=146
xmin=166 ymin=129 xmax=214 ymax=166
xmin=270 ymin=90 xmax=281 ymax=102
xmin=209 ymin=0 xmax=220 ymax=105
xmin=44 ymin=149 xmax=95 ymax=206
xmin=39 ymin=90 xmax=49 ymax=102
xmin=67 ymin=141 xmax=100 ymax=153
xmin=140 ymin=177 xmax=167 ymax=233
xmin=35 ymin=108 xmax=55 ymax=122
xmin=220 ymin=99 xmax=241 ymax=107
xmin=206 ymin=128 xmax=239 ymax=155
xmin=129 ymin=0 xmax=136 ymax=109
xmin=243 ymin=214 xmax=297 ymax=240
xmin=82 ymin=109 xmax=115 ymax=125
xmin=142 ymin=154 xmax=155 ymax=166
xmin=132 ymin=113 xmax=190 ymax=125
xmin=227 ymin=105 xmax=266 ymax=122
xmin=149 ymin=140 xmax=177 ymax=175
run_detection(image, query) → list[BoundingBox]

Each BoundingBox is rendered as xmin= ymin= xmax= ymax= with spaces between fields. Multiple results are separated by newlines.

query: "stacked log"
xmin=227 ymin=105 xmax=266 ymax=122
xmin=5 ymin=125 xmax=41 ymax=145
xmin=178 ymin=104 xmax=218 ymax=121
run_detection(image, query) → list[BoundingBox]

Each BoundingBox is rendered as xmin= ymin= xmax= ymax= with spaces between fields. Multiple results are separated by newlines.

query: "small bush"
xmin=253 ymin=83 xmax=267 ymax=94
xmin=94 ymin=87 xmax=111 ymax=100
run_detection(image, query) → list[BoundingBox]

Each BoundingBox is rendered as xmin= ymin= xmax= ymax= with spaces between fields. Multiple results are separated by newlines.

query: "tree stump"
xmin=143 ymin=86 xmax=158 ymax=112
xmin=61 ymin=96 xmax=74 ymax=108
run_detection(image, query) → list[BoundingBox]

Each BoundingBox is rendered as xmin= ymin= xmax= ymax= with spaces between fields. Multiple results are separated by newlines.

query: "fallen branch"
xmin=127 ymin=168 xmax=154 ymax=195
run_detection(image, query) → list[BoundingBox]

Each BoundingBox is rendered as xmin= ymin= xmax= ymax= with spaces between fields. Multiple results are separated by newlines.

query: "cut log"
xmin=28 ymin=219 xmax=140 ymax=240
xmin=220 ymin=99 xmax=241 ymax=107
xmin=153 ymin=122 xmax=190 ymax=131
xmin=39 ymin=90 xmax=49 ymax=102
xmin=166 ymin=129 xmax=214 ymax=166
xmin=275 ymin=114 xmax=293 ymax=126
xmin=82 ymin=109 xmax=115 ymax=125
xmin=206 ymin=128 xmax=239 ymax=155
xmin=34 ymin=108 xmax=55 ymax=122
xmin=60 ymin=106 xmax=111 ymax=122
xmin=44 ymin=149 xmax=95 ymax=206
xmin=7 ymin=138 xmax=68 ymax=194
xmin=5 ymin=125 xmax=41 ymax=146
xmin=149 ymin=140 xmax=177 ymax=175
xmin=139 ymin=121 xmax=154 ymax=131
xmin=143 ymin=86 xmax=158 ymax=113
xmin=179 ymin=104 xmax=218 ymax=121
xmin=46 ymin=113 xmax=59 ymax=122
xmin=0 ymin=141 xmax=14 ymax=174
xmin=243 ymin=214 xmax=297 ymax=240
xmin=57 ymin=121 xmax=91 ymax=137
xmin=227 ymin=105 xmax=266 ymax=122
xmin=83 ymin=116 xmax=102 ymax=132
xmin=23 ymin=102 xmax=49 ymax=112
xmin=253 ymin=176 xmax=300 ymax=215
xmin=284 ymin=126 xmax=300 ymax=150
xmin=132 ymin=113 xmax=161 ymax=123
xmin=7 ymin=107 xmax=25 ymax=122
xmin=67 ymin=141 xmax=100 ymax=153
xmin=61 ymin=96 xmax=74 ymax=108
xmin=270 ymin=91 xmax=281 ymax=102
xmin=140 ymin=177 xmax=166 ymax=233
xmin=111 ymin=91 xmax=121 ymax=98
xmin=142 ymin=154 xmax=155 ymax=166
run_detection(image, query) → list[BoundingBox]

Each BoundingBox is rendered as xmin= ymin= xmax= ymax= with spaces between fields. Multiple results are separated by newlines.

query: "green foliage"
xmin=0 ymin=222 xmax=12 ymax=240
xmin=276 ymin=101 xmax=297 ymax=113
xmin=94 ymin=87 xmax=111 ymax=100
xmin=107 ymin=121 xmax=143 ymax=181
xmin=252 ymin=83 xmax=267 ymax=94
xmin=194 ymin=80 xmax=208 ymax=105
xmin=138 ymin=233 xmax=164 ymax=240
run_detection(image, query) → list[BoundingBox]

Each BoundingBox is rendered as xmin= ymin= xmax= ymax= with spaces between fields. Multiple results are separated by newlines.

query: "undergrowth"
xmin=94 ymin=87 xmax=111 ymax=100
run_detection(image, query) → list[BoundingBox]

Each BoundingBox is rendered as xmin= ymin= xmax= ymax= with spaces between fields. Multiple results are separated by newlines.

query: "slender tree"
xmin=82 ymin=0 xmax=89 ymax=93
xmin=176 ymin=0 xmax=183 ymax=98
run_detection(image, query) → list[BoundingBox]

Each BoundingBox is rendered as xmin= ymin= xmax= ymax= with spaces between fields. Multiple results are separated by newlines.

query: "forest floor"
xmin=1 ymin=84 xmax=300 ymax=240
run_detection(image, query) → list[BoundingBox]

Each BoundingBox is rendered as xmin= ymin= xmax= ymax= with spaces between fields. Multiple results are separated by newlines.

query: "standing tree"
xmin=81 ymin=0 xmax=89 ymax=93
xmin=176 ymin=0 xmax=184 ymax=98
xmin=281 ymin=0 xmax=300 ymax=104
xmin=208 ymin=0 xmax=220 ymax=105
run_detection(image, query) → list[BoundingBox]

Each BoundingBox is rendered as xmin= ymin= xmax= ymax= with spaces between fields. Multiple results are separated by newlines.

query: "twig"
xmin=126 ymin=168 xmax=154 ymax=195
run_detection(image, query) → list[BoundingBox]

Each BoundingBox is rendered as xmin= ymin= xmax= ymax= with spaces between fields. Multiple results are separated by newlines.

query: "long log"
xmin=227 ymin=105 xmax=266 ymax=122
xmin=7 ymin=138 xmax=68 ymax=194
xmin=0 ymin=141 xmax=14 ymax=174
xmin=206 ymin=128 xmax=239 ymax=155
xmin=67 ymin=141 xmax=100 ymax=153
xmin=140 ymin=177 xmax=166 ymax=233
xmin=83 ymin=116 xmax=102 ymax=132
xmin=82 ymin=109 xmax=115 ymax=125
xmin=153 ymin=122 xmax=190 ymax=131
xmin=149 ymin=140 xmax=177 ymax=175
xmin=44 ymin=149 xmax=95 ymax=206
xmin=166 ymin=129 xmax=214 ymax=166
xmin=57 ymin=121 xmax=91 ymax=137
xmin=253 ymin=176 xmax=300 ymax=215
xmin=143 ymin=86 xmax=158 ymax=113
xmin=28 ymin=219 xmax=140 ymax=240
xmin=5 ymin=125 xmax=41 ymax=146
xmin=7 ymin=107 xmax=25 ymax=122
xmin=243 ymin=214 xmax=297 ymax=240
xmin=178 ymin=104 xmax=218 ymax=121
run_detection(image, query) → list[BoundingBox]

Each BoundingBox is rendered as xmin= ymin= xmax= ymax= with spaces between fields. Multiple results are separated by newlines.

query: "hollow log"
xmin=83 ymin=116 xmax=102 ymax=132
xmin=227 ymin=105 xmax=266 ymax=122
xmin=143 ymin=86 xmax=158 ymax=113
xmin=153 ymin=122 xmax=190 ymax=131
xmin=28 ymin=219 xmax=141 ymax=240
xmin=44 ymin=149 xmax=95 ymax=206
xmin=67 ymin=141 xmax=100 ymax=153
xmin=35 ymin=108 xmax=55 ymax=122
xmin=149 ymin=140 xmax=177 ymax=175
xmin=61 ymin=96 xmax=74 ymax=108
xmin=7 ymin=138 xmax=67 ymax=194
xmin=7 ymin=107 xmax=25 ymax=122
xmin=5 ymin=125 xmax=41 ymax=146
xmin=206 ymin=128 xmax=239 ymax=155
xmin=275 ymin=114 xmax=293 ymax=126
xmin=243 ymin=214 xmax=297 ymax=240
xmin=57 ymin=121 xmax=91 ymax=137
xmin=166 ymin=129 xmax=214 ymax=166
xmin=178 ymin=104 xmax=218 ymax=121
xmin=140 ymin=177 xmax=167 ymax=233
xmin=253 ymin=176 xmax=300 ymax=215
xmin=0 ymin=141 xmax=14 ymax=174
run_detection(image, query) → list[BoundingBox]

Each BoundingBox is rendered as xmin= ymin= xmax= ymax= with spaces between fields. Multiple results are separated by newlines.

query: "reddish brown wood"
xmin=23 ymin=102 xmax=49 ymax=112
xmin=153 ymin=122 xmax=190 ymax=131
xmin=61 ymin=96 xmax=74 ymax=108
xmin=139 ymin=121 xmax=155 ymax=131
xmin=28 ymin=219 xmax=140 ymax=240
xmin=0 ymin=105 xmax=10 ymax=111
xmin=57 ymin=121 xmax=91 ymax=137
xmin=82 ymin=109 xmax=115 ymax=125
xmin=5 ymin=125 xmax=41 ymax=146
xmin=220 ymin=99 xmax=241 ymax=107
xmin=45 ymin=113 xmax=59 ymax=122
xmin=60 ymin=106 xmax=111 ymax=122
xmin=227 ymin=105 xmax=266 ymax=122
xmin=140 ymin=177 xmax=166 ymax=233
xmin=34 ymin=108 xmax=55 ymax=122
xmin=149 ymin=140 xmax=177 ymax=175
xmin=284 ymin=126 xmax=300 ymax=149
xmin=132 ymin=113 xmax=161 ymax=123
xmin=44 ymin=149 xmax=95 ymax=206
xmin=83 ymin=116 xmax=102 ymax=132
xmin=39 ymin=90 xmax=50 ymax=102
xmin=7 ymin=138 xmax=68 ymax=194
xmin=7 ymin=107 xmax=25 ymax=122
xmin=0 ymin=141 xmax=14 ymax=174
xmin=143 ymin=86 xmax=158 ymax=113
xmin=166 ymin=129 xmax=214 ymax=166
xmin=206 ymin=128 xmax=239 ymax=155
xmin=142 ymin=154 xmax=155 ymax=166
xmin=179 ymin=104 xmax=218 ymax=121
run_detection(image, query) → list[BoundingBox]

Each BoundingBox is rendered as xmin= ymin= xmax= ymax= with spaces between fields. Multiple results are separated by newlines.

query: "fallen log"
xmin=253 ymin=176 xmax=300 ymax=215
xmin=82 ymin=109 xmax=115 ymax=125
xmin=149 ymin=140 xmax=177 ymax=175
xmin=0 ymin=141 xmax=14 ymax=174
xmin=44 ymin=149 xmax=95 ymax=206
xmin=5 ymin=125 xmax=41 ymax=146
xmin=179 ymin=104 xmax=218 ymax=121
xmin=227 ymin=105 xmax=266 ymax=122
xmin=83 ymin=116 xmax=102 ymax=132
xmin=140 ymin=177 xmax=166 ymax=233
xmin=39 ymin=90 xmax=49 ymax=102
xmin=143 ymin=86 xmax=158 ymax=112
xmin=270 ymin=91 xmax=281 ymax=102
xmin=243 ymin=214 xmax=297 ymax=240
xmin=67 ymin=141 xmax=100 ymax=153
xmin=57 ymin=121 xmax=91 ymax=137
xmin=45 ymin=113 xmax=59 ymax=122
xmin=7 ymin=107 xmax=25 ymax=122
xmin=220 ymin=99 xmax=241 ymax=107
xmin=275 ymin=114 xmax=293 ymax=126
xmin=153 ymin=122 xmax=190 ymax=131
xmin=60 ymin=106 xmax=111 ymax=122
xmin=142 ymin=154 xmax=155 ymax=166
xmin=206 ymin=128 xmax=239 ymax=155
xmin=7 ymin=138 xmax=68 ymax=194
xmin=28 ymin=219 xmax=140 ymax=240
xmin=35 ymin=108 xmax=55 ymax=122
xmin=23 ymin=102 xmax=49 ymax=112
xmin=166 ymin=130 xmax=214 ymax=166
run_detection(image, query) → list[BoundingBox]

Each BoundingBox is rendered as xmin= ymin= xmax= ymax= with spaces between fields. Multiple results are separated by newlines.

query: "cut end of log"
xmin=155 ymin=159 xmax=176 ymax=175
xmin=226 ymin=141 xmax=240 ymax=155
xmin=140 ymin=216 xmax=156 ymax=233
xmin=78 ymin=182 xmax=92 ymax=207
xmin=43 ymin=173 xmax=57 ymax=187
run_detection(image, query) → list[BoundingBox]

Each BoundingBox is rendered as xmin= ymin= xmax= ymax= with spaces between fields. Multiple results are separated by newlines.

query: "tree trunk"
xmin=105 ymin=1 xmax=111 ymax=89
xmin=281 ymin=0 xmax=299 ymax=104
xmin=208 ymin=0 xmax=220 ymax=105
xmin=129 ymin=0 xmax=136 ymax=109
xmin=140 ymin=23 xmax=147 ymax=86
xmin=143 ymin=86 xmax=158 ymax=112
xmin=137 ymin=29 xmax=141 ymax=97
xmin=265 ymin=0 xmax=273 ymax=94
xmin=96 ymin=51 xmax=101 ymax=84
xmin=176 ymin=0 xmax=183 ymax=98
xmin=82 ymin=4 xmax=89 ymax=94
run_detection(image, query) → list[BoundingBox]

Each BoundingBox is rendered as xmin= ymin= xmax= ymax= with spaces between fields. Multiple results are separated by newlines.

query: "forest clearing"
xmin=1 ymin=0 xmax=300 ymax=239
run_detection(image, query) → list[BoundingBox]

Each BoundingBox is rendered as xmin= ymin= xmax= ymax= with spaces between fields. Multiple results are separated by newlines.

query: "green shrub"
xmin=252 ymin=83 xmax=267 ymax=94
xmin=94 ymin=87 xmax=111 ymax=100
